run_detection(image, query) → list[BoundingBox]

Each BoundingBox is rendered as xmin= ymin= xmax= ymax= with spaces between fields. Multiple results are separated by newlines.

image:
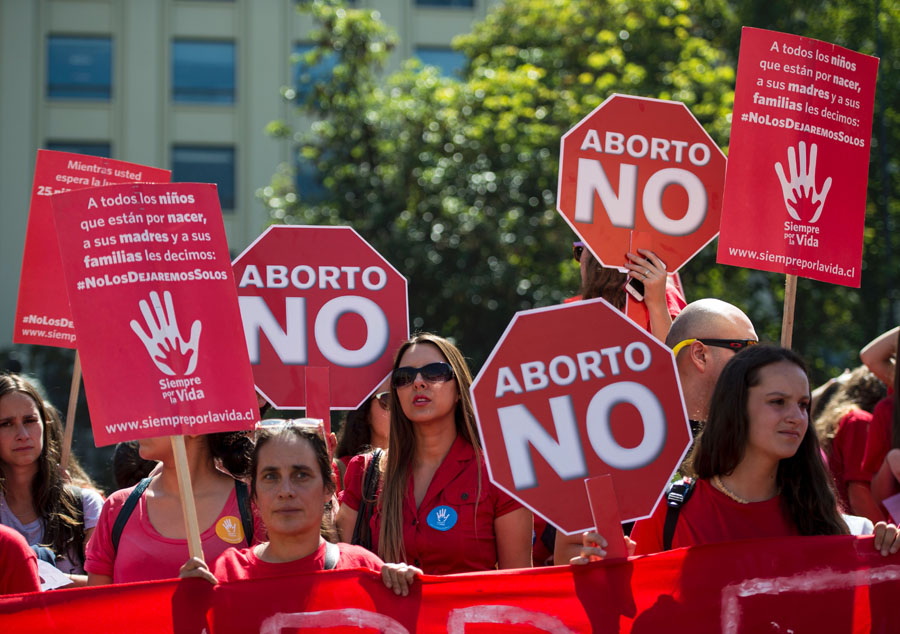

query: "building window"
xmin=414 ymin=47 xmax=467 ymax=77
xmin=47 ymin=36 xmax=112 ymax=100
xmin=172 ymin=40 xmax=236 ymax=104
xmin=293 ymin=44 xmax=337 ymax=102
xmin=295 ymin=157 xmax=327 ymax=202
xmin=45 ymin=141 xmax=111 ymax=158
xmin=415 ymin=0 xmax=475 ymax=7
xmin=172 ymin=146 xmax=236 ymax=212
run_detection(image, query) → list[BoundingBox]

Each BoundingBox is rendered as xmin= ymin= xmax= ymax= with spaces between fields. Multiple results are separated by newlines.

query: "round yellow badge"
xmin=215 ymin=516 xmax=245 ymax=544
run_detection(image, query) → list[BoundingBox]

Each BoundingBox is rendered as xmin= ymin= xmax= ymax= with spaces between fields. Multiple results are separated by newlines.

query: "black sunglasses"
xmin=573 ymin=241 xmax=585 ymax=262
xmin=374 ymin=391 xmax=390 ymax=410
xmin=391 ymin=362 xmax=455 ymax=388
xmin=672 ymin=338 xmax=758 ymax=356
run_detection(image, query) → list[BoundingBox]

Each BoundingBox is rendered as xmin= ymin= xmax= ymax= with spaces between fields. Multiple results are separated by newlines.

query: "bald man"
xmin=666 ymin=298 xmax=758 ymax=432
xmin=552 ymin=298 xmax=758 ymax=564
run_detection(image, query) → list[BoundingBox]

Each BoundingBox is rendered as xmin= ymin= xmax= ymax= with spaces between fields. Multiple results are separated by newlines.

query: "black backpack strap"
xmin=234 ymin=479 xmax=255 ymax=548
xmin=662 ymin=478 xmax=695 ymax=551
xmin=323 ymin=541 xmax=340 ymax=570
xmin=111 ymin=477 xmax=153 ymax=553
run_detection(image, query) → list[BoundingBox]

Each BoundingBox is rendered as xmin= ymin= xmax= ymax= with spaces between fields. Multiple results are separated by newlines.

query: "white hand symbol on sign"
xmin=129 ymin=290 xmax=201 ymax=376
xmin=774 ymin=141 xmax=832 ymax=224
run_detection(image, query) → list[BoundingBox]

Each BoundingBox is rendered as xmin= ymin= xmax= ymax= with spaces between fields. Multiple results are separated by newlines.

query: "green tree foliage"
xmin=261 ymin=0 xmax=734 ymax=368
xmin=261 ymin=0 xmax=898 ymax=382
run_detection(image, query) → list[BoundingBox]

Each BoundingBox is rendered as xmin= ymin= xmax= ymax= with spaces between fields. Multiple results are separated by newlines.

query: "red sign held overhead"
xmin=557 ymin=94 xmax=726 ymax=272
xmin=50 ymin=183 xmax=258 ymax=446
xmin=470 ymin=299 xmax=691 ymax=535
xmin=14 ymin=150 xmax=170 ymax=348
xmin=232 ymin=226 xmax=408 ymax=410
xmin=717 ymin=28 xmax=879 ymax=287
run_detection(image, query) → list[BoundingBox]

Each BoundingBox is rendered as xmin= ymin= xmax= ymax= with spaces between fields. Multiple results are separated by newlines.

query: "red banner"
xmin=3 ymin=536 xmax=900 ymax=632
xmin=717 ymin=28 xmax=879 ymax=287
xmin=49 ymin=183 xmax=258 ymax=446
xmin=13 ymin=150 xmax=170 ymax=348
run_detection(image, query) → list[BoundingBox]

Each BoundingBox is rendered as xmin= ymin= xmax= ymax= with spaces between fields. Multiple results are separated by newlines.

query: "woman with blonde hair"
xmin=337 ymin=333 xmax=533 ymax=573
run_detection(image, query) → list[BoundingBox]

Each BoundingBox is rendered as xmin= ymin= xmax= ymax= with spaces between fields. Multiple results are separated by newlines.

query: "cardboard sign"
xmin=470 ymin=299 xmax=691 ymax=535
xmin=232 ymin=226 xmax=409 ymax=410
xmin=717 ymin=28 xmax=879 ymax=287
xmin=13 ymin=150 xmax=170 ymax=348
xmin=557 ymin=94 xmax=726 ymax=273
xmin=50 ymin=183 xmax=257 ymax=446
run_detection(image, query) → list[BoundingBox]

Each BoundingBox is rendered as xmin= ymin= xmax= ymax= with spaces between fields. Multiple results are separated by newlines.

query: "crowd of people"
xmin=3 ymin=246 xmax=900 ymax=598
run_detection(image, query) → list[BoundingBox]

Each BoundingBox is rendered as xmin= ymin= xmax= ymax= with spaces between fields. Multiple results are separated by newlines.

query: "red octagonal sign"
xmin=233 ymin=226 xmax=408 ymax=410
xmin=471 ymin=299 xmax=690 ymax=535
xmin=557 ymin=93 xmax=726 ymax=272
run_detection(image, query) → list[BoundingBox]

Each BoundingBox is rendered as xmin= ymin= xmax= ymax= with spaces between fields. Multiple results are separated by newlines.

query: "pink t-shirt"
xmin=85 ymin=481 xmax=266 ymax=584
xmin=213 ymin=541 xmax=382 ymax=583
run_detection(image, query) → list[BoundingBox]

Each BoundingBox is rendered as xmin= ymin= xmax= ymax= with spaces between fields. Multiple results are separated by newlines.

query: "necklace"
xmin=713 ymin=475 xmax=750 ymax=504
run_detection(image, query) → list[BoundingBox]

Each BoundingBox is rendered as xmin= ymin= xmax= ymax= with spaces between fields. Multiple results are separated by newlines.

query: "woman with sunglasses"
xmin=180 ymin=422 xmax=421 ymax=596
xmin=336 ymin=334 xmax=533 ymax=573
xmin=569 ymin=346 xmax=900 ymax=562
xmin=573 ymin=243 xmax=684 ymax=342
xmin=335 ymin=379 xmax=391 ymax=489
xmin=86 ymin=431 xmax=267 ymax=584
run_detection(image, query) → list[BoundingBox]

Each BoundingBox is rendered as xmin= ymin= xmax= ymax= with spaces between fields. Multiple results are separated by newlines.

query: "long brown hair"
xmin=580 ymin=249 xmax=627 ymax=308
xmin=690 ymin=346 xmax=848 ymax=536
xmin=0 ymin=373 xmax=92 ymax=566
xmin=377 ymin=334 xmax=481 ymax=563
xmin=815 ymin=365 xmax=886 ymax=455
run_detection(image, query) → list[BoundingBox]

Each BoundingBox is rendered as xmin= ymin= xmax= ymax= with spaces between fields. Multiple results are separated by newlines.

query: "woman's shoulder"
xmin=335 ymin=542 xmax=383 ymax=571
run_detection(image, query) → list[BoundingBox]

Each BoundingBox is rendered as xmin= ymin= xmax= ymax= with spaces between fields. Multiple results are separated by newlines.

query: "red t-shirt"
xmin=862 ymin=397 xmax=894 ymax=477
xmin=212 ymin=541 xmax=382 ymax=583
xmin=86 ymin=481 xmax=267 ymax=583
xmin=341 ymin=435 xmax=522 ymax=574
xmin=826 ymin=408 xmax=873 ymax=510
xmin=0 ymin=524 xmax=40 ymax=595
xmin=630 ymin=479 xmax=797 ymax=555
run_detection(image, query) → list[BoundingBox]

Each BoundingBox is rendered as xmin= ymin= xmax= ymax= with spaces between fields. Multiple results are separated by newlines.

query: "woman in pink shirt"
xmin=85 ymin=430 xmax=266 ymax=584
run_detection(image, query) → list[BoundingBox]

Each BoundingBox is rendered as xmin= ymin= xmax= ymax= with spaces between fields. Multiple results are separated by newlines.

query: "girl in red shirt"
xmin=336 ymin=334 xmax=533 ymax=573
xmin=569 ymin=346 xmax=900 ymax=561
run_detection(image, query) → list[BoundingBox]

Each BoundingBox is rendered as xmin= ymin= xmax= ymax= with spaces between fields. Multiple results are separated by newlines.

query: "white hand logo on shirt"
xmin=222 ymin=518 xmax=237 ymax=537
xmin=436 ymin=508 xmax=450 ymax=523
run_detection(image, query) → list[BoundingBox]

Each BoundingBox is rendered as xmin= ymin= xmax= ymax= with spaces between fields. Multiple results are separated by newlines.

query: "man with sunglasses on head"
xmin=666 ymin=298 xmax=759 ymax=437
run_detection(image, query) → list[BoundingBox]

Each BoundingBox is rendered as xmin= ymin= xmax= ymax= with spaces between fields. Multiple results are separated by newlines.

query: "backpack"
xmin=110 ymin=477 xmax=254 ymax=552
xmin=350 ymin=449 xmax=383 ymax=551
xmin=662 ymin=477 xmax=695 ymax=551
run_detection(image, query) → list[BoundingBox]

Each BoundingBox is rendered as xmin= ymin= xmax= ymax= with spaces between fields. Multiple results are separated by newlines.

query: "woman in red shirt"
xmin=181 ymin=422 xmax=420 ymax=596
xmin=569 ymin=346 xmax=900 ymax=561
xmin=336 ymin=333 xmax=533 ymax=574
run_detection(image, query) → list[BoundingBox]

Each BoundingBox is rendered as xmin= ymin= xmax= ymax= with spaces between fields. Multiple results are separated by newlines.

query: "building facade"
xmin=0 ymin=0 xmax=496 ymax=349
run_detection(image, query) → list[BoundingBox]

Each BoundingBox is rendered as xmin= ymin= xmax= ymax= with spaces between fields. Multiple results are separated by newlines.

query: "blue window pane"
xmin=416 ymin=0 xmax=474 ymax=6
xmin=45 ymin=141 xmax=111 ymax=158
xmin=293 ymin=44 xmax=337 ymax=101
xmin=172 ymin=40 xmax=235 ymax=104
xmin=47 ymin=36 xmax=112 ymax=100
xmin=414 ymin=47 xmax=466 ymax=77
xmin=295 ymin=157 xmax=327 ymax=202
xmin=172 ymin=146 xmax=236 ymax=211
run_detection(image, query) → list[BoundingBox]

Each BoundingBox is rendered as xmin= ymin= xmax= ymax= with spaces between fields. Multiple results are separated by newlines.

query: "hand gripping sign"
xmin=556 ymin=94 xmax=726 ymax=275
xmin=50 ymin=183 xmax=258 ymax=446
xmin=717 ymin=28 xmax=879 ymax=288
xmin=470 ymin=299 xmax=691 ymax=536
xmin=232 ymin=226 xmax=409 ymax=412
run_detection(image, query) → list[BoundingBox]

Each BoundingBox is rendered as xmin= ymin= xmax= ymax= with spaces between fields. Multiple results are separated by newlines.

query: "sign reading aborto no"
xmin=232 ymin=225 xmax=409 ymax=412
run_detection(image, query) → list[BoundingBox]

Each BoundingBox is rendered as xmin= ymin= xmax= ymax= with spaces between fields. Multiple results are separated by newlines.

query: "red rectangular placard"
xmin=717 ymin=28 xmax=879 ymax=287
xmin=50 ymin=182 xmax=258 ymax=445
xmin=13 ymin=150 xmax=170 ymax=347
